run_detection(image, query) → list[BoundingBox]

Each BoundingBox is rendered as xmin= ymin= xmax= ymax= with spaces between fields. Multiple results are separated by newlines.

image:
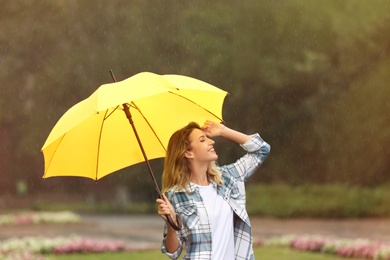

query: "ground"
xmin=1 ymin=195 xmax=389 ymax=248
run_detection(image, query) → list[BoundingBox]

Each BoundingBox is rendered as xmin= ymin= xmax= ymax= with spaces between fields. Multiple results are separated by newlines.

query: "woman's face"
xmin=186 ymin=128 xmax=218 ymax=162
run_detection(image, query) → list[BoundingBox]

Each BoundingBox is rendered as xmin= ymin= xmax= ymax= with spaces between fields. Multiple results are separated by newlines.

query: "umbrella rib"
xmin=131 ymin=101 xmax=167 ymax=152
xmin=95 ymin=110 xmax=108 ymax=180
xmin=168 ymin=91 xmax=224 ymax=122
xmin=42 ymin=134 xmax=67 ymax=177
xmin=104 ymin=105 xmax=120 ymax=120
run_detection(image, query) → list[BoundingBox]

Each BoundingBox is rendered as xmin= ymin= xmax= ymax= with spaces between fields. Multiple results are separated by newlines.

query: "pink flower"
xmin=15 ymin=214 xmax=33 ymax=225
xmin=290 ymin=236 xmax=325 ymax=252
xmin=53 ymin=238 xmax=125 ymax=254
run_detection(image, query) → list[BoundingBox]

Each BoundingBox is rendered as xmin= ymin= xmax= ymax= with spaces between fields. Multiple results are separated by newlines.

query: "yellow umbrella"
xmin=41 ymin=71 xmax=228 ymax=229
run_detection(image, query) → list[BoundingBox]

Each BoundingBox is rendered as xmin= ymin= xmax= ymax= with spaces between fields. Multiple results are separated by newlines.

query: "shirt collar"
xmin=188 ymin=179 xmax=217 ymax=192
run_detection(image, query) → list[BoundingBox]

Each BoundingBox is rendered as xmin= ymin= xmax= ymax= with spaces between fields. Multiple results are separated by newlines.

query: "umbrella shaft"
xmin=122 ymin=103 xmax=162 ymax=196
xmin=110 ymin=70 xmax=162 ymax=196
xmin=110 ymin=70 xmax=180 ymax=230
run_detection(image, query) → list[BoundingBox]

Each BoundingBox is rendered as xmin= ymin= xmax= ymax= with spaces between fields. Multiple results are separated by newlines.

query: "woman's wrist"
xmin=219 ymin=124 xmax=227 ymax=137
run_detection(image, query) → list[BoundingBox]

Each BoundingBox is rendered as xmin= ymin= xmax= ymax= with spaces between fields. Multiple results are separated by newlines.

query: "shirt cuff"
xmin=240 ymin=133 xmax=264 ymax=152
xmin=162 ymin=236 xmax=183 ymax=259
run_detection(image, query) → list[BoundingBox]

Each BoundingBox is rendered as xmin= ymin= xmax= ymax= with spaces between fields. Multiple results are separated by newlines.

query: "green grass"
xmin=48 ymin=246 xmax=358 ymax=260
xmin=47 ymin=250 xmax=163 ymax=260
xmin=255 ymin=247 xmax=359 ymax=260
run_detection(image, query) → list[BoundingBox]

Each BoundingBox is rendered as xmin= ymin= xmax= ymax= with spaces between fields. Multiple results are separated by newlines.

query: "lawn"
xmin=49 ymin=246 xmax=358 ymax=260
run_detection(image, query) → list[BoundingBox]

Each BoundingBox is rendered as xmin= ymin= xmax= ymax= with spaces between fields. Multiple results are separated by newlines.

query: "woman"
xmin=156 ymin=120 xmax=270 ymax=259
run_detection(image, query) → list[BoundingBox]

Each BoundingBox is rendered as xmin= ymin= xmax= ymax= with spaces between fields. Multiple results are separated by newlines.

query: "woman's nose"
xmin=208 ymin=138 xmax=215 ymax=145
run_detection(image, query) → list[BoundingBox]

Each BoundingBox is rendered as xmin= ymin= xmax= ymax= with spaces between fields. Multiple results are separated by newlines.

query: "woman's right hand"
xmin=156 ymin=194 xmax=177 ymax=224
xmin=157 ymin=194 xmax=181 ymax=253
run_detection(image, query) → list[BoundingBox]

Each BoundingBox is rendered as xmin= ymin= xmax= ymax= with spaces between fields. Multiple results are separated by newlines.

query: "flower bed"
xmin=264 ymin=234 xmax=390 ymax=260
xmin=1 ymin=230 xmax=389 ymax=259
xmin=0 ymin=250 xmax=46 ymax=260
xmin=0 ymin=235 xmax=127 ymax=259
xmin=53 ymin=237 xmax=126 ymax=254
xmin=0 ymin=211 xmax=81 ymax=226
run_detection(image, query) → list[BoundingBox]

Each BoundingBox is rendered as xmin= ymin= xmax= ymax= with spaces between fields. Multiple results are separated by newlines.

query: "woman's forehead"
xmin=189 ymin=128 xmax=205 ymax=141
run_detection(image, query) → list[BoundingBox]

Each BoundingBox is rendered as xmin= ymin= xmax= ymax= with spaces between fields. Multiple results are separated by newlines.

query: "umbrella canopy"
xmin=41 ymin=72 xmax=228 ymax=181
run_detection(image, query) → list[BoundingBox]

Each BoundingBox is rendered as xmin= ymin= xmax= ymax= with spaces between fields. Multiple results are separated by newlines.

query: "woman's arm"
xmin=202 ymin=120 xmax=252 ymax=144
xmin=204 ymin=120 xmax=271 ymax=182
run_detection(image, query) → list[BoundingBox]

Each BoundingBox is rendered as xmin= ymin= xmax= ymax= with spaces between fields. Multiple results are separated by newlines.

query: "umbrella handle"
xmin=158 ymin=191 xmax=181 ymax=231
xmin=166 ymin=214 xmax=182 ymax=231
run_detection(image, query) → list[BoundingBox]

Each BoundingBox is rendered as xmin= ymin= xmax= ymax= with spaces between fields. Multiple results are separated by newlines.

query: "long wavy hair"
xmin=162 ymin=122 xmax=223 ymax=193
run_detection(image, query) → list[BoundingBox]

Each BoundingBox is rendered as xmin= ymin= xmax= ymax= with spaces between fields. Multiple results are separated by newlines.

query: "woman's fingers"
xmin=156 ymin=196 xmax=172 ymax=220
xmin=157 ymin=194 xmax=179 ymax=227
xmin=162 ymin=193 xmax=170 ymax=203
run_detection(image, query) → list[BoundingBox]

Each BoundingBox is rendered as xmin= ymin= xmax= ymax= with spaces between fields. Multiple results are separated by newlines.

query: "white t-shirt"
xmin=196 ymin=183 xmax=235 ymax=260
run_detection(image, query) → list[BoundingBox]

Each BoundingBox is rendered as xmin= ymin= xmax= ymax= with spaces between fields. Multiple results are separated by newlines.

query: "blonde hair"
xmin=162 ymin=122 xmax=223 ymax=193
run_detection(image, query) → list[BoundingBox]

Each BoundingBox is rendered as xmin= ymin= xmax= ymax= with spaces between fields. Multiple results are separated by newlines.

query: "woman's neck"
xmin=190 ymin=175 xmax=209 ymax=186
xmin=190 ymin=164 xmax=210 ymax=186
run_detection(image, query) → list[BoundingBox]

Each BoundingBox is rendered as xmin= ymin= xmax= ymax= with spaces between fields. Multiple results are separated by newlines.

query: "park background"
xmin=1 ymin=0 xmax=390 ymax=219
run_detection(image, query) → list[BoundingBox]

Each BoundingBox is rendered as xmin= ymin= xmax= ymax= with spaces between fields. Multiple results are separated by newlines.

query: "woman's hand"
xmin=203 ymin=120 xmax=252 ymax=144
xmin=156 ymin=194 xmax=177 ymax=225
xmin=202 ymin=120 xmax=226 ymax=138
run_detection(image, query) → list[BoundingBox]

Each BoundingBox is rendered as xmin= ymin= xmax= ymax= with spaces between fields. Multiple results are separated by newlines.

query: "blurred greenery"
xmin=32 ymin=200 xmax=156 ymax=214
xmin=31 ymin=183 xmax=390 ymax=219
xmin=246 ymin=183 xmax=390 ymax=218
xmin=1 ymin=1 xmax=390 ymax=207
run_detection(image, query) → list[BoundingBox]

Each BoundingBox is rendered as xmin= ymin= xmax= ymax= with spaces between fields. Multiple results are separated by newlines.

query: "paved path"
xmin=1 ymin=214 xmax=389 ymax=249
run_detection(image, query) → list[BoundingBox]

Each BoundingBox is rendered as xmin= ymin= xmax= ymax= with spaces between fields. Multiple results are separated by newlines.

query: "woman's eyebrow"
xmin=198 ymin=134 xmax=206 ymax=140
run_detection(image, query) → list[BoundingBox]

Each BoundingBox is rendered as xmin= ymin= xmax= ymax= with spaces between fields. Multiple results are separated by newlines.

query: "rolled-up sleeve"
xmin=161 ymin=224 xmax=183 ymax=259
xmin=222 ymin=133 xmax=270 ymax=182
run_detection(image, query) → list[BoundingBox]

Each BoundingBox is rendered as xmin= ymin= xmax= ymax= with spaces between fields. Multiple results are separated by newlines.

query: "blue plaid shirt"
xmin=162 ymin=134 xmax=270 ymax=259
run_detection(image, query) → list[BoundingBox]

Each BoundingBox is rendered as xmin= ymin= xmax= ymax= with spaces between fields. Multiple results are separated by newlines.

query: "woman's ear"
xmin=184 ymin=150 xmax=194 ymax=159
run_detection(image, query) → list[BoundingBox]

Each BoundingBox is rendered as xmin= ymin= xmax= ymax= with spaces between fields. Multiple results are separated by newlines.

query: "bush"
xmin=246 ymin=183 xmax=390 ymax=218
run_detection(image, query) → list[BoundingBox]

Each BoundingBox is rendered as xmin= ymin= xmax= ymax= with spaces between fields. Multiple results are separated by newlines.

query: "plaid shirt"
xmin=162 ymin=134 xmax=270 ymax=259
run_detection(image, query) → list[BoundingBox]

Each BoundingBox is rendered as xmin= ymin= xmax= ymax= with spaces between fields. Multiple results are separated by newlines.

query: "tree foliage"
xmin=1 ymin=0 xmax=389 ymax=198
